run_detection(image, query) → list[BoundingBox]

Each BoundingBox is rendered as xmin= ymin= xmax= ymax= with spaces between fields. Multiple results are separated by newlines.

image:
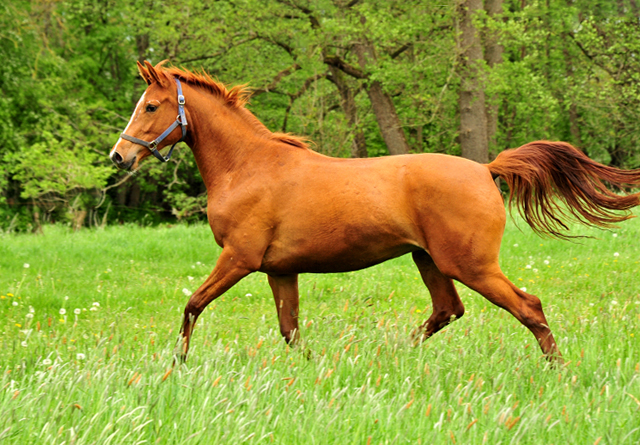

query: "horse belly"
xmin=259 ymin=218 xmax=421 ymax=274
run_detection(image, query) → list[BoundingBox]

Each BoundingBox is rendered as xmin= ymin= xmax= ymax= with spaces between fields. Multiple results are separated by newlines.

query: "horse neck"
xmin=184 ymin=87 xmax=274 ymax=191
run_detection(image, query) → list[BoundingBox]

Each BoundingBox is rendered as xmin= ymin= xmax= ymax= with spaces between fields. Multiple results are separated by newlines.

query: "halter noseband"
xmin=120 ymin=77 xmax=187 ymax=162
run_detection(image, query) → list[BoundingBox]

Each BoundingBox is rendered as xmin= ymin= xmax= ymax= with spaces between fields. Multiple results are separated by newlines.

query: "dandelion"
xmin=182 ymin=288 xmax=191 ymax=296
xmin=0 ymin=296 xmax=4 ymax=299
xmin=611 ymin=300 xmax=618 ymax=305
xmin=42 ymin=358 xmax=52 ymax=366
xmin=26 ymin=313 xmax=33 ymax=319
xmin=525 ymin=265 xmax=532 ymax=269
xmin=29 ymin=306 xmax=34 ymax=313
xmin=76 ymin=353 xmax=86 ymax=360
xmin=613 ymin=252 xmax=619 ymax=257
xmin=246 ymin=293 xmax=253 ymax=297
xmin=90 ymin=307 xmax=98 ymax=312
xmin=12 ymin=301 xmax=18 ymax=307
xmin=543 ymin=260 xmax=550 ymax=265
xmin=7 ymin=293 xmax=13 ymax=297
xmin=23 ymin=263 xmax=30 ymax=268
xmin=613 ymin=233 xmax=618 ymax=238
xmin=59 ymin=308 xmax=66 ymax=315
xmin=188 ymin=276 xmax=194 ymax=281
xmin=92 ymin=302 xmax=100 ymax=307
xmin=74 ymin=309 xmax=81 ymax=315
xmin=21 ymin=341 xmax=27 ymax=347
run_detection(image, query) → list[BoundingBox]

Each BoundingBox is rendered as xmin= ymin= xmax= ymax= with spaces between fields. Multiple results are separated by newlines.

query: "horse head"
xmin=110 ymin=61 xmax=188 ymax=171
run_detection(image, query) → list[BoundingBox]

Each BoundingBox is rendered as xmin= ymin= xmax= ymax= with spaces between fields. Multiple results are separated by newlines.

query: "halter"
xmin=120 ymin=77 xmax=187 ymax=162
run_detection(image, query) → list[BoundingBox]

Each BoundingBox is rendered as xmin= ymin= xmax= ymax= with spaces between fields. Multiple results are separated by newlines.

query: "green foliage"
xmin=2 ymin=0 xmax=640 ymax=226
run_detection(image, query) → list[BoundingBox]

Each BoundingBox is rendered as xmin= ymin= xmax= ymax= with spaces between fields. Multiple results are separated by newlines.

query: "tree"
xmin=457 ymin=0 xmax=488 ymax=163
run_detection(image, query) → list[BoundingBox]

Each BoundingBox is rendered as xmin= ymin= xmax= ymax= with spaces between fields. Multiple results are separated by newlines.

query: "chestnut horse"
xmin=110 ymin=61 xmax=640 ymax=363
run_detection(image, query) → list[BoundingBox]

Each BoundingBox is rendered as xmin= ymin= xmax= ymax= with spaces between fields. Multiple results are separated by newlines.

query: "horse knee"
xmin=183 ymin=301 xmax=203 ymax=322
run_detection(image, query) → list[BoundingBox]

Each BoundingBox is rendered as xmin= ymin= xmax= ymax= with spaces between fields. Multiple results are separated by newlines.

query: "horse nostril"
xmin=112 ymin=151 xmax=123 ymax=164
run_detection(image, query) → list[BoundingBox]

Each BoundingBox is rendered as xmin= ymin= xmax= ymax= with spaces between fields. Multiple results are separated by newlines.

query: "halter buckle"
xmin=149 ymin=140 xmax=158 ymax=149
xmin=178 ymin=95 xmax=185 ymax=105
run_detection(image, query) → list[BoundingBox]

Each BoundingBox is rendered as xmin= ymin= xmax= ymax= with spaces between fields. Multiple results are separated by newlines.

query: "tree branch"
xmin=323 ymin=55 xmax=367 ymax=78
xmin=276 ymin=0 xmax=321 ymax=28
xmin=390 ymin=42 xmax=412 ymax=59
xmin=252 ymin=64 xmax=302 ymax=96
xmin=177 ymin=34 xmax=258 ymax=64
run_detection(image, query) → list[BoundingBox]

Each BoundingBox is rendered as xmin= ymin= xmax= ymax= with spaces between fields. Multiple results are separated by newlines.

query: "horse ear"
xmin=143 ymin=60 xmax=168 ymax=87
xmin=137 ymin=60 xmax=152 ymax=85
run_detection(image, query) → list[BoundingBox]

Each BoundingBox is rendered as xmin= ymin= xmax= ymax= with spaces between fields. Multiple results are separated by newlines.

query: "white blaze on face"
xmin=110 ymin=91 xmax=147 ymax=158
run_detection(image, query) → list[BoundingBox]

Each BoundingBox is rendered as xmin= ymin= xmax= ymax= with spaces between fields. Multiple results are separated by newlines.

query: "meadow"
xmin=0 ymin=215 xmax=638 ymax=444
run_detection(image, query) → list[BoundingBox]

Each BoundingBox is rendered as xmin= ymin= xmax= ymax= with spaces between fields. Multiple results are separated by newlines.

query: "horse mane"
xmin=144 ymin=61 xmax=309 ymax=150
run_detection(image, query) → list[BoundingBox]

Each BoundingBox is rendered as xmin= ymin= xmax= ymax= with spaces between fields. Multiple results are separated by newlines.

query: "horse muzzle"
xmin=111 ymin=151 xmax=137 ymax=170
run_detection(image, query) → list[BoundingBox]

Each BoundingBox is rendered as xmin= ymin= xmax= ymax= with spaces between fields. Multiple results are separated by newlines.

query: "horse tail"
xmin=487 ymin=140 xmax=640 ymax=239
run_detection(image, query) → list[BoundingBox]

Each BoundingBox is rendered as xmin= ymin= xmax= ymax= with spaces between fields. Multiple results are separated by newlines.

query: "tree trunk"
xmin=458 ymin=0 xmax=489 ymax=163
xmin=327 ymin=65 xmax=368 ymax=158
xmin=484 ymin=0 xmax=503 ymax=156
xmin=354 ymin=43 xmax=410 ymax=155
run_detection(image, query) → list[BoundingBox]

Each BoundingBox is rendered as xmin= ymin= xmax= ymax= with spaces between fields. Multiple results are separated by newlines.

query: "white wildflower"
xmin=613 ymin=252 xmax=619 ymax=257
xmin=92 ymin=302 xmax=100 ymax=307
xmin=26 ymin=313 xmax=33 ymax=319
xmin=245 ymin=293 xmax=253 ymax=297
xmin=188 ymin=276 xmax=194 ymax=281
xmin=76 ymin=353 xmax=86 ymax=360
xmin=74 ymin=308 xmax=81 ymax=315
xmin=520 ymin=287 xmax=527 ymax=292
xmin=12 ymin=301 xmax=18 ymax=307
xmin=21 ymin=341 xmax=28 ymax=347
xmin=182 ymin=288 xmax=191 ymax=296
xmin=42 ymin=358 xmax=52 ymax=366
xmin=59 ymin=308 xmax=66 ymax=315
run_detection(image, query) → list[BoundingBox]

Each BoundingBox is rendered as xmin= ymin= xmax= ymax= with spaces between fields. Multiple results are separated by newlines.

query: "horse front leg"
xmin=267 ymin=274 xmax=300 ymax=345
xmin=176 ymin=248 xmax=254 ymax=362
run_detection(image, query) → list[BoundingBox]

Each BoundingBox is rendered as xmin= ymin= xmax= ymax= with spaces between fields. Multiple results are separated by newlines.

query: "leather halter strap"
xmin=120 ymin=77 xmax=187 ymax=162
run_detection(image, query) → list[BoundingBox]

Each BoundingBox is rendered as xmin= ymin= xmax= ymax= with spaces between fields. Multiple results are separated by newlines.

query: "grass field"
xmin=0 ymin=215 xmax=639 ymax=444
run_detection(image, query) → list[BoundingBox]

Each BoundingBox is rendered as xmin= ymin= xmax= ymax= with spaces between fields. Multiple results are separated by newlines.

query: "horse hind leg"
xmin=412 ymin=251 xmax=465 ymax=343
xmin=461 ymin=268 xmax=563 ymax=362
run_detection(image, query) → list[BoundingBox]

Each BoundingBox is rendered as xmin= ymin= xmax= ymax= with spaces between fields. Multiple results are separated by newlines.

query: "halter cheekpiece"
xmin=120 ymin=77 xmax=187 ymax=162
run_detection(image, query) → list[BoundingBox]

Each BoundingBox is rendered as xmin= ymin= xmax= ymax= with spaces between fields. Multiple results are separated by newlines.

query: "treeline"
xmin=1 ymin=0 xmax=639 ymax=231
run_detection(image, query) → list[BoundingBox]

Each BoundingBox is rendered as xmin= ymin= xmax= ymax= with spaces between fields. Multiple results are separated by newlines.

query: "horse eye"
xmin=146 ymin=104 xmax=158 ymax=113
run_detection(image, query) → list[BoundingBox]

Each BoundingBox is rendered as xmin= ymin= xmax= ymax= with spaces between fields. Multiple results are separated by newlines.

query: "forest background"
xmin=2 ymin=0 xmax=640 ymax=231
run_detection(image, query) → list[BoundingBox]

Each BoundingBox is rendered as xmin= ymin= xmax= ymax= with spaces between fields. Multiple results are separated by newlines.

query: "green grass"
xmin=0 ymin=216 xmax=639 ymax=444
